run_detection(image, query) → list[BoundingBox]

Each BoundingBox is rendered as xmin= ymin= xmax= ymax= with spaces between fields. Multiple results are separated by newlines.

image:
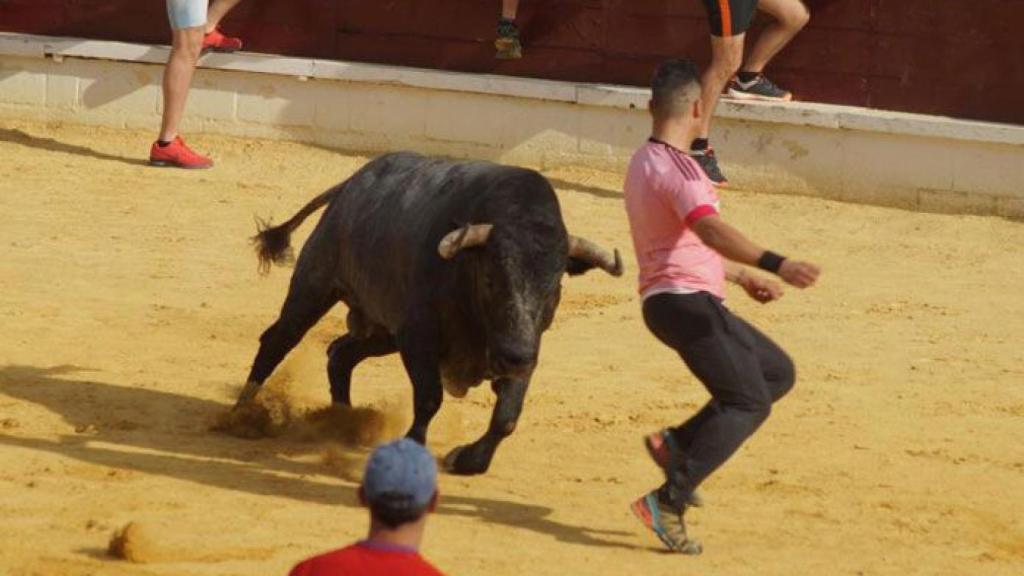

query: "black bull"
xmin=236 ymin=152 xmax=623 ymax=475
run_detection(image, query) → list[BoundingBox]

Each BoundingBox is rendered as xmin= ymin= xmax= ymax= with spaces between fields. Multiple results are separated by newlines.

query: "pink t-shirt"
xmin=623 ymin=139 xmax=724 ymax=299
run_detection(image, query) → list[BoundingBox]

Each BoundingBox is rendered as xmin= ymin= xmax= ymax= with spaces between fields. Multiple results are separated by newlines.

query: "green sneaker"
xmin=495 ymin=18 xmax=522 ymax=59
xmin=630 ymin=490 xmax=702 ymax=555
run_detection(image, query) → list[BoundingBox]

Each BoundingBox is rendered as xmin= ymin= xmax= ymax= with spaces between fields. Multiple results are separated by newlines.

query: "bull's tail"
xmin=252 ymin=183 xmax=344 ymax=274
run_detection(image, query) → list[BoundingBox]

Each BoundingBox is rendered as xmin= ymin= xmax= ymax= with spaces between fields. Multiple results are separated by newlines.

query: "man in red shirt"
xmin=290 ymin=439 xmax=445 ymax=576
xmin=623 ymin=59 xmax=820 ymax=554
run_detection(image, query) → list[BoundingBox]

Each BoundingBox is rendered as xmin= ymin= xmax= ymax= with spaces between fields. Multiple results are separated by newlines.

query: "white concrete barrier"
xmin=1 ymin=32 xmax=1022 ymax=218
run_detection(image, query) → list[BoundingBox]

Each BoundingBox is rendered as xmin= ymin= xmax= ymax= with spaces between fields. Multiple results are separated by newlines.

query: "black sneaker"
xmin=727 ymin=74 xmax=792 ymax=102
xmin=690 ymin=148 xmax=729 ymax=187
xmin=495 ymin=18 xmax=522 ymax=59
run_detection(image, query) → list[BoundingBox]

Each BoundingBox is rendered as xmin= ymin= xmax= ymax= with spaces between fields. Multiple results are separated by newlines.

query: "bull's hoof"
xmin=442 ymin=445 xmax=490 ymax=476
xmin=442 ymin=447 xmax=464 ymax=472
xmin=233 ymin=380 xmax=262 ymax=409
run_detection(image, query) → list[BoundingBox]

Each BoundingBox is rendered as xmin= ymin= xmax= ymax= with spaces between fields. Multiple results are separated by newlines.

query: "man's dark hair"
xmin=368 ymin=492 xmax=430 ymax=530
xmin=651 ymin=59 xmax=702 ymax=118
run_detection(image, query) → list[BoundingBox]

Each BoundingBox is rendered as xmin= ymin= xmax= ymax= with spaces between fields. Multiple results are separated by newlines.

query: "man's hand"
xmin=778 ymin=260 xmax=820 ymax=288
xmin=739 ymin=273 xmax=784 ymax=304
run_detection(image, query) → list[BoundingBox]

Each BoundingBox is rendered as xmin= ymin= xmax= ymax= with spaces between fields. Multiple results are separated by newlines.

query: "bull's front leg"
xmin=444 ymin=377 xmax=528 ymax=476
xmin=398 ymin=328 xmax=444 ymax=445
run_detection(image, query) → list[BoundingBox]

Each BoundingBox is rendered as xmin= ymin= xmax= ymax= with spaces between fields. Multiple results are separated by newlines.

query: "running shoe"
xmin=202 ymin=27 xmax=243 ymax=54
xmin=495 ymin=18 xmax=523 ymax=60
xmin=630 ymin=491 xmax=702 ymax=555
xmin=644 ymin=430 xmax=705 ymax=507
xmin=690 ymin=148 xmax=728 ymax=187
xmin=727 ymin=74 xmax=793 ymax=102
xmin=149 ymin=136 xmax=213 ymax=169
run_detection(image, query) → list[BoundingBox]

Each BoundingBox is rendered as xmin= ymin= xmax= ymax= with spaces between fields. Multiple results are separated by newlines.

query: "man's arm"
xmin=692 ymin=214 xmax=820 ymax=288
xmin=723 ymin=260 xmax=748 ymax=285
xmin=724 ymin=260 xmax=784 ymax=303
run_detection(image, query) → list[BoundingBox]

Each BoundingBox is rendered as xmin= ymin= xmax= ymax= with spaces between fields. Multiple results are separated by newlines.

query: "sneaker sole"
xmin=494 ymin=38 xmax=522 ymax=59
xmin=201 ymin=46 xmax=242 ymax=56
xmin=630 ymin=497 xmax=655 ymax=529
xmin=644 ymin=433 xmax=671 ymax=469
xmin=725 ymin=88 xmax=793 ymax=102
xmin=149 ymin=160 xmax=213 ymax=169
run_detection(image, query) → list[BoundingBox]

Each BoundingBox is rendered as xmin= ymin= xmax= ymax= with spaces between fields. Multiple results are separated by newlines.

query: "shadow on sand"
xmin=0 ymin=128 xmax=150 ymax=167
xmin=0 ymin=364 xmax=637 ymax=551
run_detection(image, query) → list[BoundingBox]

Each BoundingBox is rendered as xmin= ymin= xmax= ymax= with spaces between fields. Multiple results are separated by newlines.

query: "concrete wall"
xmin=1 ymin=34 xmax=1022 ymax=219
xmin=1 ymin=1 xmax=1022 ymax=125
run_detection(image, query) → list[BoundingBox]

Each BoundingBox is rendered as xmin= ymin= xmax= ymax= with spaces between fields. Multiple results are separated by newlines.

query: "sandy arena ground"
xmin=1 ymin=119 xmax=1022 ymax=576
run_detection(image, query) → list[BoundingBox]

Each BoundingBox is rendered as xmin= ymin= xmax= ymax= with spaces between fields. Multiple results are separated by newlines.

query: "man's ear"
xmin=358 ymin=486 xmax=368 ymax=508
xmin=427 ymin=491 xmax=439 ymax=513
xmin=692 ymin=98 xmax=702 ymax=121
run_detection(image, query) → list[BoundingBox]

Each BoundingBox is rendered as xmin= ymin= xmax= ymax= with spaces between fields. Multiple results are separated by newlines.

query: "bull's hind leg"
xmin=237 ymin=279 xmax=336 ymax=407
xmin=326 ymin=333 xmax=397 ymax=405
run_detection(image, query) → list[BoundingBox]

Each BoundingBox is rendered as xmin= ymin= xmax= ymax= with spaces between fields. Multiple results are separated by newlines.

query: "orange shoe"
xmin=149 ymin=136 xmax=213 ymax=169
xmin=202 ymin=27 xmax=243 ymax=54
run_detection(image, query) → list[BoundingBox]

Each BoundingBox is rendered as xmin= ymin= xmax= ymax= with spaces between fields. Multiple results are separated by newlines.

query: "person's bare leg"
xmin=697 ymin=34 xmax=745 ymax=140
xmin=205 ymin=0 xmax=244 ymax=33
xmin=159 ymin=27 xmax=204 ymax=142
xmin=502 ymin=0 xmax=518 ymax=20
xmin=743 ymin=0 xmax=809 ymax=73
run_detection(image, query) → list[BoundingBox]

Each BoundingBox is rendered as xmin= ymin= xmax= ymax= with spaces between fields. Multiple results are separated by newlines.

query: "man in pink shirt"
xmin=623 ymin=59 xmax=820 ymax=554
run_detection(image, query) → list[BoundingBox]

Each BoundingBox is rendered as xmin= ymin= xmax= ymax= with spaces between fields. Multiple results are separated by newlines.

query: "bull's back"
xmin=311 ymin=153 xmax=535 ymax=332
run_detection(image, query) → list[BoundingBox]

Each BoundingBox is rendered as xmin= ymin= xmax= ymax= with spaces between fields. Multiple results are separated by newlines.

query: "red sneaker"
xmin=149 ymin=136 xmax=213 ymax=169
xmin=202 ymin=27 xmax=243 ymax=54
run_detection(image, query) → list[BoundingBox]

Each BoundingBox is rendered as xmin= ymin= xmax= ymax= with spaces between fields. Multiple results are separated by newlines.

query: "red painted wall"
xmin=2 ymin=0 xmax=1021 ymax=124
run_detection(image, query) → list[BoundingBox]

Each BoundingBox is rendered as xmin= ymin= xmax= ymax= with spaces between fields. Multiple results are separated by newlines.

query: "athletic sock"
xmin=690 ymin=138 xmax=709 ymax=152
xmin=497 ymin=17 xmax=518 ymax=36
xmin=737 ymin=71 xmax=761 ymax=83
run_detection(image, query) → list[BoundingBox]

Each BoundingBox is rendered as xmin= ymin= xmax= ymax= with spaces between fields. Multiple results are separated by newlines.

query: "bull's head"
xmin=438 ymin=223 xmax=622 ymax=379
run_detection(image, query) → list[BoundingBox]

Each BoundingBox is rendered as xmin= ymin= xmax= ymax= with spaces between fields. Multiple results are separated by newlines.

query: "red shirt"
xmin=289 ymin=542 xmax=444 ymax=576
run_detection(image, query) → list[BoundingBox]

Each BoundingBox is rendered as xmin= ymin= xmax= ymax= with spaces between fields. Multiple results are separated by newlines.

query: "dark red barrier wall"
xmin=2 ymin=0 xmax=1021 ymax=124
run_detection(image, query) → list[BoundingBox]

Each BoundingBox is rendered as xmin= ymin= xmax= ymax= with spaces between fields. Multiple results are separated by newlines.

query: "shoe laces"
xmin=757 ymin=75 xmax=783 ymax=93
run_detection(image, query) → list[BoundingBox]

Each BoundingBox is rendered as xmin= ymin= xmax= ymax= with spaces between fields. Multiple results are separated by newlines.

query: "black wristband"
xmin=757 ymin=251 xmax=786 ymax=274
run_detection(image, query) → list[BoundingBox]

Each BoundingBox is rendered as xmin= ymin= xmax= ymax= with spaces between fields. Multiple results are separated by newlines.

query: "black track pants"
xmin=643 ymin=291 xmax=795 ymax=510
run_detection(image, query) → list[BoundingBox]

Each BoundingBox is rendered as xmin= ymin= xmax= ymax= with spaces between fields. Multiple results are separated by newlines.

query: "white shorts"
xmin=166 ymin=0 xmax=207 ymax=30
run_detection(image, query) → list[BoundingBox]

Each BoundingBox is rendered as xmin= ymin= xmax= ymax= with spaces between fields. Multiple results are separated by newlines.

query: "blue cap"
xmin=363 ymin=439 xmax=438 ymax=508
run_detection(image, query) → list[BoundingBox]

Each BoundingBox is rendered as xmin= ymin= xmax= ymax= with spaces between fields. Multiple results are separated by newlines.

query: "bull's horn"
xmin=568 ymin=236 xmax=624 ymax=277
xmin=438 ymin=224 xmax=494 ymax=259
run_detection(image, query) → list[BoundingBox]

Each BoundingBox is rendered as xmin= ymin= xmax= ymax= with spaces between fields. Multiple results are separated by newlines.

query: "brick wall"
xmin=1 ymin=0 xmax=1021 ymax=124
